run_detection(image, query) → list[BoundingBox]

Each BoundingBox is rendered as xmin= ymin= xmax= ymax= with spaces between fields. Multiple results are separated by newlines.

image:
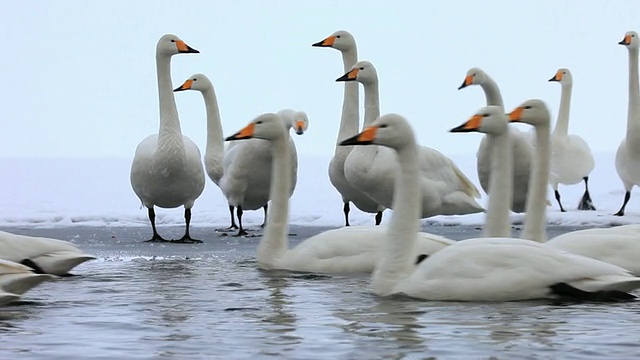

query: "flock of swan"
xmin=4 ymin=30 xmax=640 ymax=304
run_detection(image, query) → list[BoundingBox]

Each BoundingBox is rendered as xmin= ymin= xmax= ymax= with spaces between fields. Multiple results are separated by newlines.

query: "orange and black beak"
xmin=336 ymin=68 xmax=359 ymax=82
xmin=312 ymin=35 xmax=336 ymax=47
xmin=450 ymin=114 xmax=483 ymax=133
xmin=508 ymin=107 xmax=524 ymax=123
xmin=457 ymin=75 xmax=473 ymax=90
xmin=174 ymin=79 xmax=193 ymax=92
xmin=619 ymin=34 xmax=632 ymax=46
xmin=175 ymin=40 xmax=200 ymax=54
xmin=339 ymin=125 xmax=378 ymax=146
xmin=225 ymin=123 xmax=255 ymax=141
xmin=295 ymin=120 xmax=305 ymax=135
xmin=548 ymin=71 xmax=562 ymax=82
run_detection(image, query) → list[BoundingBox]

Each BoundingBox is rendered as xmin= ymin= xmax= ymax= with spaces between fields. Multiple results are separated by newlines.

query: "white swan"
xmin=312 ymin=30 xmax=384 ymax=225
xmin=615 ymin=30 xmax=640 ymax=216
xmin=548 ymin=68 xmax=596 ymax=211
xmin=0 ymin=230 xmax=95 ymax=275
xmin=337 ymin=61 xmax=483 ymax=217
xmin=225 ymin=113 xmax=453 ymax=273
xmin=458 ymin=67 xmax=533 ymax=212
xmin=130 ymin=34 xmax=205 ymax=243
xmin=0 ymin=291 xmax=19 ymax=306
xmin=175 ymin=74 xmax=308 ymax=236
xmin=0 ymin=259 xmax=54 ymax=299
xmin=345 ymin=108 xmax=640 ymax=301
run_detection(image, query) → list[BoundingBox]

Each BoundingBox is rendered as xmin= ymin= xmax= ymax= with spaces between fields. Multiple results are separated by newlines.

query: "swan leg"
xmin=343 ymin=202 xmax=350 ymax=227
xmin=578 ymin=176 xmax=596 ymax=211
xmin=260 ymin=204 xmax=268 ymax=228
xmin=375 ymin=211 xmax=383 ymax=225
xmin=550 ymin=282 xmax=635 ymax=302
xmin=234 ymin=206 xmax=249 ymax=237
xmin=173 ymin=208 xmax=203 ymax=243
xmin=614 ymin=191 xmax=631 ymax=216
xmin=227 ymin=205 xmax=239 ymax=230
xmin=554 ymin=190 xmax=566 ymax=212
xmin=144 ymin=207 xmax=169 ymax=242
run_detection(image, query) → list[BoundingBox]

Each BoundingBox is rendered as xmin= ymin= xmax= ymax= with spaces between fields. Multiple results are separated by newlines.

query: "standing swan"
xmin=340 ymin=109 xmax=640 ymax=301
xmin=458 ymin=68 xmax=533 ymax=212
xmin=337 ymin=61 xmax=483 ymax=217
xmin=174 ymin=74 xmax=308 ymax=236
xmin=548 ymin=68 xmax=596 ymax=212
xmin=312 ymin=30 xmax=383 ymax=226
xmin=615 ymin=30 xmax=640 ymax=216
xmin=225 ymin=113 xmax=453 ymax=273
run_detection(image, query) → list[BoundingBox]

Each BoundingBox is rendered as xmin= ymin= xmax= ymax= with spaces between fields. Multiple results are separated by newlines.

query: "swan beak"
xmin=508 ymin=107 xmax=524 ymax=122
xmin=339 ymin=126 xmax=377 ymax=146
xmin=548 ymin=71 xmax=562 ymax=82
xmin=336 ymin=68 xmax=359 ymax=82
xmin=312 ymin=35 xmax=336 ymax=47
xmin=619 ymin=35 xmax=632 ymax=45
xmin=173 ymin=79 xmax=193 ymax=92
xmin=457 ymin=75 xmax=473 ymax=90
xmin=225 ymin=123 xmax=255 ymax=141
xmin=450 ymin=114 xmax=482 ymax=133
xmin=295 ymin=120 xmax=305 ymax=135
xmin=175 ymin=40 xmax=200 ymax=54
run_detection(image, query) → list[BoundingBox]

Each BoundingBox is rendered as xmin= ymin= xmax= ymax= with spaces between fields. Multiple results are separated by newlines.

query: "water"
xmin=1 ymin=225 xmax=640 ymax=359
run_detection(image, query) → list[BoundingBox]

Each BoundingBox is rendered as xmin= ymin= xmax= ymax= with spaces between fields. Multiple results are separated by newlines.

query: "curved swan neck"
xmin=553 ymin=82 xmax=572 ymax=138
xmin=480 ymin=77 xmax=505 ymax=112
xmin=626 ymin=47 xmax=640 ymax=144
xmin=155 ymin=54 xmax=185 ymax=156
xmin=521 ymin=122 xmax=550 ymax=242
xmin=362 ymin=80 xmax=381 ymax=127
xmin=257 ymin=134 xmax=291 ymax=265
xmin=202 ymin=86 xmax=224 ymax=183
xmin=484 ymin=130 xmax=513 ymax=237
xmin=338 ymin=48 xmax=360 ymax=144
xmin=372 ymin=140 xmax=420 ymax=295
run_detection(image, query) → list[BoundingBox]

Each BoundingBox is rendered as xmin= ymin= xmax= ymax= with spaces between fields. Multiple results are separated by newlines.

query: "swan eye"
xmin=360 ymin=67 xmax=364 ymax=70
xmin=256 ymin=121 xmax=263 ymax=125
xmin=170 ymin=39 xmax=175 ymax=43
xmin=379 ymin=124 xmax=388 ymax=128
xmin=193 ymin=78 xmax=197 ymax=81
xmin=483 ymin=114 xmax=490 ymax=117
xmin=336 ymin=35 xmax=341 ymax=38
xmin=473 ymin=73 xmax=476 ymax=77
xmin=524 ymin=106 xmax=532 ymax=109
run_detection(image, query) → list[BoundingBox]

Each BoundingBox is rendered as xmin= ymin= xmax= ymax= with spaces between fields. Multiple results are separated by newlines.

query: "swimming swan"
xmin=0 ymin=259 xmax=55 ymax=298
xmin=337 ymin=61 xmax=483 ymax=218
xmin=130 ymin=34 xmax=205 ymax=243
xmin=548 ymin=68 xmax=596 ymax=211
xmin=225 ymin=113 xmax=453 ymax=273
xmin=0 ymin=230 xmax=95 ymax=275
xmin=458 ymin=67 xmax=533 ymax=213
xmin=313 ymin=30 xmax=384 ymax=225
xmin=339 ymin=109 xmax=640 ymax=301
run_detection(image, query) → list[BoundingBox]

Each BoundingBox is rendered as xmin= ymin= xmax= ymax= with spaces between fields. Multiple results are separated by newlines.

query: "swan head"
xmin=450 ymin=106 xmax=507 ymax=135
xmin=174 ymin=73 xmax=212 ymax=92
xmin=225 ymin=113 xmax=287 ymax=142
xmin=312 ymin=30 xmax=356 ymax=52
xmin=458 ymin=67 xmax=489 ymax=90
xmin=508 ymin=99 xmax=551 ymax=127
xmin=339 ymin=113 xmax=414 ymax=150
xmin=336 ymin=60 xmax=377 ymax=85
xmin=548 ymin=68 xmax=572 ymax=85
xmin=157 ymin=34 xmax=199 ymax=56
xmin=277 ymin=109 xmax=309 ymax=135
xmin=619 ymin=31 xmax=639 ymax=49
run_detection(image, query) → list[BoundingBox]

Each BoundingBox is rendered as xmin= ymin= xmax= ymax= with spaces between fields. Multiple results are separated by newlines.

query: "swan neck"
xmin=627 ymin=48 xmax=640 ymax=141
xmin=521 ymin=123 xmax=550 ymax=242
xmin=483 ymin=131 xmax=513 ymax=238
xmin=202 ymin=87 xmax=224 ymax=183
xmin=480 ymin=78 xmax=505 ymax=112
xmin=155 ymin=54 xmax=185 ymax=156
xmin=337 ymin=48 xmax=360 ymax=145
xmin=362 ymin=80 xmax=381 ymax=127
xmin=553 ymin=83 xmax=572 ymax=137
xmin=257 ymin=134 xmax=291 ymax=265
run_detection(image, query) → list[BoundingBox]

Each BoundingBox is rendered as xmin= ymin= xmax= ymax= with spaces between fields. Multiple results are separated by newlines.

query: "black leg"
xmin=614 ymin=191 xmax=631 ymax=216
xmin=343 ymin=202 xmax=350 ymax=227
xmin=227 ymin=205 xmax=238 ymax=230
xmin=554 ymin=190 xmax=566 ymax=212
xmin=260 ymin=204 xmax=268 ymax=228
xmin=144 ymin=207 xmax=168 ymax=242
xmin=174 ymin=208 xmax=203 ymax=243
xmin=578 ymin=176 xmax=596 ymax=211
xmin=235 ymin=206 xmax=248 ymax=236
xmin=375 ymin=211 xmax=383 ymax=225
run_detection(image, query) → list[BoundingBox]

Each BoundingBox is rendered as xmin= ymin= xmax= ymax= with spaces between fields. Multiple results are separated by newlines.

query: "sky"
xmin=1 ymin=1 xmax=640 ymax=158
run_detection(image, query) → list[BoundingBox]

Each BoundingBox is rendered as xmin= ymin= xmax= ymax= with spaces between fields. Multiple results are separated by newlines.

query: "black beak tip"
xmin=173 ymin=86 xmax=184 ymax=92
xmin=336 ymin=74 xmax=352 ymax=82
xmin=619 ymin=40 xmax=627 ymax=45
xmin=311 ymin=41 xmax=324 ymax=47
xmin=457 ymin=82 xmax=467 ymax=90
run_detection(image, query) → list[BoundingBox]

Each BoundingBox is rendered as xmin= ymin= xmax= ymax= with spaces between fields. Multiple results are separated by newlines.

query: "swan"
xmin=0 ymin=291 xmax=19 ymax=306
xmin=337 ymin=61 xmax=483 ymax=217
xmin=458 ymin=67 xmax=533 ymax=212
xmin=0 ymin=259 xmax=55 ymax=298
xmin=225 ymin=113 xmax=454 ymax=273
xmin=174 ymin=73 xmax=308 ymax=236
xmin=0 ymin=230 xmax=95 ymax=275
xmin=312 ymin=30 xmax=384 ymax=225
xmin=340 ymin=108 xmax=640 ymax=301
xmin=614 ymin=30 xmax=640 ymax=216
xmin=548 ymin=68 xmax=596 ymax=211
xmin=130 ymin=34 xmax=205 ymax=243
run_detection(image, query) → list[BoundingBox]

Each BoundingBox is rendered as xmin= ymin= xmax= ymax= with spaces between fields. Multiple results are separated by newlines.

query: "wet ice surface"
xmin=1 ymin=225 xmax=640 ymax=360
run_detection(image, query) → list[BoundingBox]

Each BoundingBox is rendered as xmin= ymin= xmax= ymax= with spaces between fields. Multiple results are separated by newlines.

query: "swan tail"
xmin=550 ymin=282 xmax=636 ymax=302
xmin=0 ymin=273 xmax=56 ymax=295
xmin=0 ymin=291 xmax=20 ymax=305
xmin=450 ymin=161 xmax=482 ymax=199
xmin=440 ymin=192 xmax=485 ymax=215
xmin=27 ymin=252 xmax=96 ymax=276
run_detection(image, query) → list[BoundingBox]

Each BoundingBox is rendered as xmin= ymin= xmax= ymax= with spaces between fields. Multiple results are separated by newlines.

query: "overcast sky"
xmin=1 ymin=1 xmax=639 ymax=158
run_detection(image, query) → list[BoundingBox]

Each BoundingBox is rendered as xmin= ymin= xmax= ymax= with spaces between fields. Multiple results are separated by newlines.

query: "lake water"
xmin=1 ymin=225 xmax=640 ymax=359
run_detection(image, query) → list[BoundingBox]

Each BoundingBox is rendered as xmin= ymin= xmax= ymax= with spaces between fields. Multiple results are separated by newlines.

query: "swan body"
xmin=130 ymin=34 xmax=205 ymax=243
xmin=350 ymin=107 xmax=640 ymax=301
xmin=313 ymin=30 xmax=383 ymax=225
xmin=225 ymin=113 xmax=454 ymax=273
xmin=337 ymin=61 xmax=482 ymax=217
xmin=0 ymin=230 xmax=95 ymax=275
xmin=0 ymin=259 xmax=55 ymax=298
xmin=459 ymin=67 xmax=533 ymax=212
xmin=0 ymin=291 xmax=20 ymax=306
xmin=615 ymin=31 xmax=640 ymax=216
xmin=548 ymin=68 xmax=596 ymax=211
